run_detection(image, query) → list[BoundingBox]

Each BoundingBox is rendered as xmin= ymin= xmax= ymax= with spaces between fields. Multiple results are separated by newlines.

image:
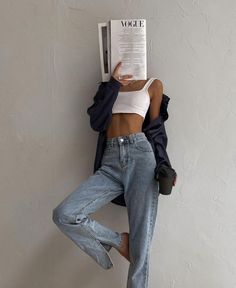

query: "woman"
xmin=52 ymin=61 xmax=164 ymax=288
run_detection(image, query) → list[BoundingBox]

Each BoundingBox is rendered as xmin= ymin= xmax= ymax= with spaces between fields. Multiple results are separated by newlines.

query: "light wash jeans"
xmin=52 ymin=132 xmax=160 ymax=288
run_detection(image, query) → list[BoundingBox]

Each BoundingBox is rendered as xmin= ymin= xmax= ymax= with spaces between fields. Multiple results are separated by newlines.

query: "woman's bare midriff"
xmin=106 ymin=113 xmax=144 ymax=138
xmin=106 ymin=79 xmax=155 ymax=138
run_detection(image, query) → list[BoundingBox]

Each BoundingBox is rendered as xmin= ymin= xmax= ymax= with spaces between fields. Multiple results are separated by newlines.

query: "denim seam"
xmin=144 ymin=191 xmax=156 ymax=287
xmin=81 ymin=224 xmax=114 ymax=268
xmin=79 ymin=192 xmax=109 ymax=215
xmin=68 ymin=188 xmax=118 ymax=217
xmin=117 ymin=233 xmax=123 ymax=249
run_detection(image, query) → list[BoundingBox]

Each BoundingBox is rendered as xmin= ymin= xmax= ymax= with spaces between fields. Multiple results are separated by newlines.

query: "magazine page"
xmin=110 ymin=19 xmax=147 ymax=80
xmin=97 ymin=22 xmax=110 ymax=82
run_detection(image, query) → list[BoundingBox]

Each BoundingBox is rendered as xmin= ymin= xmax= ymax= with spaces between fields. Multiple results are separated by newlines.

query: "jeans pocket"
xmin=134 ymin=139 xmax=153 ymax=152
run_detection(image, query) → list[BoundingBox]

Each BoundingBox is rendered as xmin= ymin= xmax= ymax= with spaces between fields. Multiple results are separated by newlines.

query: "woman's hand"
xmin=111 ymin=61 xmax=133 ymax=86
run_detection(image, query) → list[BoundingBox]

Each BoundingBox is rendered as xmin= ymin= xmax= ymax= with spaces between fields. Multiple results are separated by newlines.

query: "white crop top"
xmin=112 ymin=78 xmax=157 ymax=119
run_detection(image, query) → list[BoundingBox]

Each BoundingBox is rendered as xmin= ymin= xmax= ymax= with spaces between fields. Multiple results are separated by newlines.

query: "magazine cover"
xmin=98 ymin=19 xmax=147 ymax=81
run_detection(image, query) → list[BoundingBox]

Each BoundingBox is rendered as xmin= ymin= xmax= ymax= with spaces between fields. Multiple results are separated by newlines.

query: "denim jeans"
xmin=52 ymin=132 xmax=160 ymax=288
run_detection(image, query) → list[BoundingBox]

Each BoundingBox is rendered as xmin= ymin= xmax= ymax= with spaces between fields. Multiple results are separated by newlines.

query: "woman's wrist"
xmin=109 ymin=75 xmax=122 ymax=89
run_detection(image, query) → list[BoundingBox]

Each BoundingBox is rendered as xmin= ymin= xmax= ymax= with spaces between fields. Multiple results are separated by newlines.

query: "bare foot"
xmin=116 ymin=232 xmax=130 ymax=262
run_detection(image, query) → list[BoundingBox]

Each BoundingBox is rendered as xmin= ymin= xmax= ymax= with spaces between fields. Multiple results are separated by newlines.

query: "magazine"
xmin=98 ymin=19 xmax=147 ymax=82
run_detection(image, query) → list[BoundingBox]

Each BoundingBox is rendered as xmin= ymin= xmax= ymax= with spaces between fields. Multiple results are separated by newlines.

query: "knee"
xmin=52 ymin=205 xmax=87 ymax=225
xmin=52 ymin=206 xmax=62 ymax=225
xmin=52 ymin=205 xmax=73 ymax=225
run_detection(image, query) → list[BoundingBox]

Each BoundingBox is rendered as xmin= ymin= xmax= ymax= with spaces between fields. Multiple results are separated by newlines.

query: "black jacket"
xmin=87 ymin=76 xmax=177 ymax=207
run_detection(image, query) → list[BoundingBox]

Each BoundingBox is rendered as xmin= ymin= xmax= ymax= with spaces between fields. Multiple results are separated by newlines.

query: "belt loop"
xmin=131 ymin=134 xmax=134 ymax=143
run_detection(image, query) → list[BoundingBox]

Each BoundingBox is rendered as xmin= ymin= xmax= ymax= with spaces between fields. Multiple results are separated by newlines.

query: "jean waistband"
xmin=106 ymin=132 xmax=147 ymax=147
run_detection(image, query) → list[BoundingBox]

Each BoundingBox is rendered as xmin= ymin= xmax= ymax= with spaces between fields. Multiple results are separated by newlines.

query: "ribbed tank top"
xmin=112 ymin=78 xmax=157 ymax=119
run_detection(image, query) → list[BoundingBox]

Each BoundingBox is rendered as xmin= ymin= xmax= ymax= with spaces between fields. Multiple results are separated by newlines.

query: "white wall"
xmin=0 ymin=1 xmax=236 ymax=287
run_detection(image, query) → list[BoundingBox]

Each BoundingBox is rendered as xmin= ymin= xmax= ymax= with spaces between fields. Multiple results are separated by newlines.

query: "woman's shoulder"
xmin=149 ymin=77 xmax=163 ymax=87
xmin=148 ymin=77 xmax=163 ymax=100
xmin=147 ymin=77 xmax=163 ymax=93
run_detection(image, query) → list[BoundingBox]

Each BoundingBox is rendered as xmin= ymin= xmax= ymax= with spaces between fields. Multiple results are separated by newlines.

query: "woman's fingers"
xmin=118 ymin=75 xmax=133 ymax=81
xmin=112 ymin=61 xmax=134 ymax=85
xmin=121 ymin=74 xmax=133 ymax=79
xmin=112 ymin=61 xmax=122 ymax=75
xmin=120 ymin=80 xmax=134 ymax=86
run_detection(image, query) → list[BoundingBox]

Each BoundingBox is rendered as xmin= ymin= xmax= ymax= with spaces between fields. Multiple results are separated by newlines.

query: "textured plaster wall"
xmin=0 ymin=1 xmax=236 ymax=288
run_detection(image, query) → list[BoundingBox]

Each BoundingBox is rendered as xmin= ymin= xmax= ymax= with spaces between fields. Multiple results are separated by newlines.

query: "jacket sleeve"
xmin=153 ymin=125 xmax=177 ymax=189
xmin=87 ymin=76 xmax=121 ymax=132
xmin=150 ymin=95 xmax=177 ymax=187
xmin=151 ymin=123 xmax=172 ymax=171
xmin=153 ymin=123 xmax=172 ymax=172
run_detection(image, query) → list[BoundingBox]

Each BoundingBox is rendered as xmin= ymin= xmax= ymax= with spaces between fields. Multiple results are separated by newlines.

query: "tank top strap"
xmin=142 ymin=77 xmax=158 ymax=91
